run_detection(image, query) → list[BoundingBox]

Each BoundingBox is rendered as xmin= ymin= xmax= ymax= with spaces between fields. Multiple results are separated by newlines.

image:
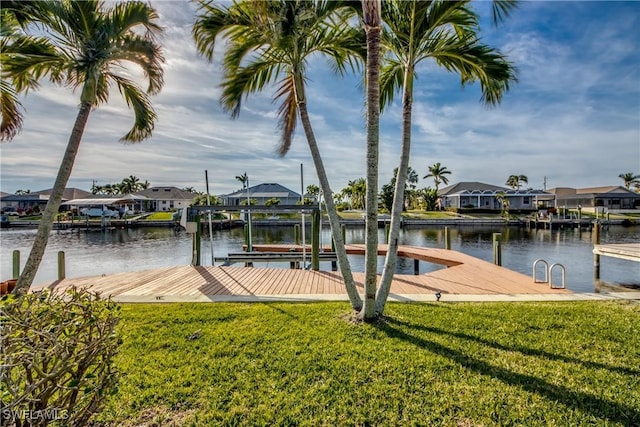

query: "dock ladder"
xmin=533 ymin=259 xmax=566 ymax=289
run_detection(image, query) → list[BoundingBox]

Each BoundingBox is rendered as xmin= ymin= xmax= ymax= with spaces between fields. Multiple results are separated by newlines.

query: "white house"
xmin=439 ymin=182 xmax=555 ymax=211
xmin=221 ymin=183 xmax=301 ymax=206
xmin=132 ymin=187 xmax=196 ymax=212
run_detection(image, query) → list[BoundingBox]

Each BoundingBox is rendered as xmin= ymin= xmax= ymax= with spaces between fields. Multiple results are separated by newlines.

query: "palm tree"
xmin=341 ymin=178 xmax=367 ymax=210
xmin=4 ymin=0 xmax=164 ymax=294
xmin=506 ymin=174 xmax=528 ymax=190
xmin=193 ymin=0 xmax=365 ymax=311
xmin=618 ymin=172 xmax=640 ymax=190
xmin=306 ymin=184 xmax=320 ymax=203
xmin=424 ymin=162 xmax=452 ymax=192
xmin=375 ymin=0 xmax=517 ymax=315
xmin=360 ymin=0 xmax=383 ymax=319
xmin=121 ymin=175 xmax=142 ymax=194
xmin=235 ymin=172 xmax=248 ymax=191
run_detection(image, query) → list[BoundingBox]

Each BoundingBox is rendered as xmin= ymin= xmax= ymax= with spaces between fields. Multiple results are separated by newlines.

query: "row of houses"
xmin=1 ymin=182 xmax=639 ymax=215
xmin=0 ymin=183 xmax=302 ymax=215
xmin=438 ymin=182 xmax=640 ymax=212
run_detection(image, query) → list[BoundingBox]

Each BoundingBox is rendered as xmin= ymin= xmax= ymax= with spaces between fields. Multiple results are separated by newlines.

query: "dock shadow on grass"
xmin=378 ymin=318 xmax=640 ymax=425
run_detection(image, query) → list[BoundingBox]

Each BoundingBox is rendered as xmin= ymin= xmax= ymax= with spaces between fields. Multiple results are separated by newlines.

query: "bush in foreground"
xmin=1 ymin=288 xmax=121 ymax=426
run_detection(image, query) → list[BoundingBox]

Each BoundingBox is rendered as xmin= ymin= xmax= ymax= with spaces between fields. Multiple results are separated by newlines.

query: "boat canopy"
xmin=63 ymin=196 xmax=148 ymax=206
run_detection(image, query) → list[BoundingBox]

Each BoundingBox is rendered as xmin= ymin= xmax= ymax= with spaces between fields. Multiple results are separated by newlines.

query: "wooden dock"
xmin=34 ymin=245 xmax=572 ymax=302
xmin=593 ymin=243 xmax=640 ymax=262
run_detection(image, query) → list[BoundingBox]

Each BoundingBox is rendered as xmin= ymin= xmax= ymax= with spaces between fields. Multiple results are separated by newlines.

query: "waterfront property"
xmin=0 ymin=187 xmax=91 ymax=214
xmin=548 ymin=186 xmax=640 ymax=213
xmin=131 ymin=186 xmax=195 ymax=212
xmin=221 ymin=183 xmax=301 ymax=206
xmin=438 ymin=182 xmax=555 ymax=212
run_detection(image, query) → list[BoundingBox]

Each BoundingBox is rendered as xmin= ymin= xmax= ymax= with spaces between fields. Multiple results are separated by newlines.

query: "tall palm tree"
xmin=361 ymin=0 xmax=383 ymax=320
xmin=193 ymin=0 xmax=365 ymax=311
xmin=618 ymin=172 xmax=640 ymax=190
xmin=375 ymin=0 xmax=517 ymax=315
xmin=3 ymin=0 xmax=164 ymax=295
xmin=424 ymin=162 xmax=452 ymax=192
xmin=506 ymin=174 xmax=528 ymax=190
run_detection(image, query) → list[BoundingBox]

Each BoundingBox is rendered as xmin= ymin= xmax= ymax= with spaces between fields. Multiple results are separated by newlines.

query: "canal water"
xmin=1 ymin=224 xmax=638 ymax=293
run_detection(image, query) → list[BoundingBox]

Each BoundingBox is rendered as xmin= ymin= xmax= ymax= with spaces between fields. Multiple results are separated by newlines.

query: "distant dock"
xmin=593 ymin=243 xmax=640 ymax=263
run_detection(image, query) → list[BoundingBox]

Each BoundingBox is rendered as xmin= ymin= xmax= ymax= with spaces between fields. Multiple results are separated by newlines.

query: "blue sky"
xmin=1 ymin=0 xmax=638 ymax=196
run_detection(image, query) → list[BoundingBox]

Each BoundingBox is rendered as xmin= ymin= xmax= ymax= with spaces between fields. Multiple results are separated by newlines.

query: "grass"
xmin=94 ymin=301 xmax=640 ymax=426
xmin=144 ymin=212 xmax=175 ymax=220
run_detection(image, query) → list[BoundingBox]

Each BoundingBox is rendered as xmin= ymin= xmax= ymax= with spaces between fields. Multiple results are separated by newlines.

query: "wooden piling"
xmin=57 ymin=251 xmax=66 ymax=280
xmin=493 ymin=233 xmax=502 ymax=266
xmin=444 ymin=227 xmax=451 ymax=250
xmin=13 ymin=250 xmax=20 ymax=279
xmin=193 ymin=215 xmax=201 ymax=266
xmin=311 ymin=209 xmax=320 ymax=271
xmin=593 ymin=222 xmax=601 ymax=279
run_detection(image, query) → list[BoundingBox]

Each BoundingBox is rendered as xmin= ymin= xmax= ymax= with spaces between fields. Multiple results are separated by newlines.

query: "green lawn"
xmin=95 ymin=301 xmax=640 ymax=426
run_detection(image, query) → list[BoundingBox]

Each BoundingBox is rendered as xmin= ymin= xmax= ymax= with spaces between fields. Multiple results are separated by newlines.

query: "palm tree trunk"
xmin=13 ymin=101 xmax=92 ymax=295
xmin=376 ymin=67 xmax=414 ymax=314
xmin=297 ymin=97 xmax=362 ymax=311
xmin=361 ymin=0 xmax=382 ymax=321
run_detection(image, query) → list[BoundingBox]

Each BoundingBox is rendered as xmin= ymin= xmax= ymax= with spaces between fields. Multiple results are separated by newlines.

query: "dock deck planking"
xmin=37 ymin=245 xmax=571 ymax=299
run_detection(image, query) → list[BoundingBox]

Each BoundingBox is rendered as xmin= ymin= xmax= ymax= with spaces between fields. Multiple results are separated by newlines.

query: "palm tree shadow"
xmin=386 ymin=317 xmax=640 ymax=377
xmin=377 ymin=319 xmax=639 ymax=425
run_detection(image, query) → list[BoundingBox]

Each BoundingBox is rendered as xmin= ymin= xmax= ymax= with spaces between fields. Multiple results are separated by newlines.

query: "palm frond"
xmin=491 ymin=0 xmax=518 ymax=26
xmin=274 ymin=75 xmax=298 ymax=156
xmin=108 ymin=34 xmax=164 ymax=95
xmin=220 ymin=57 xmax=284 ymax=118
xmin=427 ymin=32 xmax=517 ymax=106
xmin=192 ymin=0 xmax=232 ymax=61
xmin=110 ymin=1 xmax=162 ymax=39
xmin=379 ymin=58 xmax=404 ymax=111
xmin=0 ymin=80 xmax=24 ymax=141
xmin=110 ymin=74 xmax=156 ymax=143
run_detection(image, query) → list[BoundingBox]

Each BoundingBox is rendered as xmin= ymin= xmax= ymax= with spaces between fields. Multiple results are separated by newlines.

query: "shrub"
xmin=1 ymin=288 xmax=121 ymax=426
xmin=336 ymin=202 xmax=350 ymax=212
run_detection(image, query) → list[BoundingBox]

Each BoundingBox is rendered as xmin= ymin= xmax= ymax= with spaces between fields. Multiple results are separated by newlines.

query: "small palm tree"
xmin=4 ymin=0 xmax=164 ymax=294
xmin=120 ymin=175 xmax=142 ymax=194
xmin=506 ymin=174 xmax=528 ymax=190
xmin=424 ymin=162 xmax=452 ymax=192
xmin=618 ymin=172 xmax=640 ymax=190
xmin=235 ymin=172 xmax=248 ymax=190
xmin=194 ymin=0 xmax=365 ymax=310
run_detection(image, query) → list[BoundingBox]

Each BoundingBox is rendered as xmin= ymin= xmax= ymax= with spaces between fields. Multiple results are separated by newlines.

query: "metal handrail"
xmin=549 ymin=263 xmax=566 ymax=289
xmin=533 ymin=259 xmax=549 ymax=283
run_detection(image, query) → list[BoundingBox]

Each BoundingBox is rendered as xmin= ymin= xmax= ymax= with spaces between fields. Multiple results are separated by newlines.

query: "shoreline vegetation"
xmin=92 ymin=301 xmax=639 ymax=426
xmin=3 ymin=209 xmax=639 ymax=229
